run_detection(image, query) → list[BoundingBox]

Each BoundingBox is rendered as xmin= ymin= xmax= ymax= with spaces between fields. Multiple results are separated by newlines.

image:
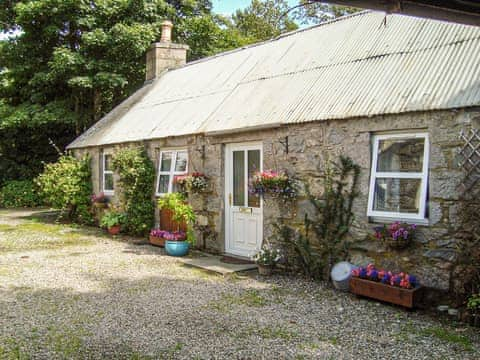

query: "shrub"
xmin=111 ymin=147 xmax=155 ymax=237
xmin=276 ymin=156 xmax=360 ymax=280
xmin=100 ymin=210 xmax=126 ymax=229
xmin=0 ymin=180 xmax=43 ymax=208
xmin=36 ymin=155 xmax=93 ymax=224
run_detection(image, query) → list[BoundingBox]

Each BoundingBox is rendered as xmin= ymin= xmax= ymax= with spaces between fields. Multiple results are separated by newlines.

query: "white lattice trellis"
xmin=459 ymin=128 xmax=480 ymax=191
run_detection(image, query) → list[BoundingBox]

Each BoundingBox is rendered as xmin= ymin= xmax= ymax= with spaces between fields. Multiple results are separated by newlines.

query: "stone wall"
xmin=74 ymin=107 xmax=480 ymax=292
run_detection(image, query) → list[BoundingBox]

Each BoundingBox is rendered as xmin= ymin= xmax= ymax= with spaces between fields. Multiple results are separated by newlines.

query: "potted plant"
xmin=350 ymin=264 xmax=422 ymax=308
xmin=174 ymin=172 xmax=209 ymax=194
xmin=158 ymin=193 xmax=195 ymax=256
xmin=249 ymin=170 xmax=296 ymax=202
xmin=100 ymin=210 xmax=126 ymax=235
xmin=252 ymin=244 xmax=282 ymax=276
xmin=374 ymin=222 xmax=416 ymax=249
xmin=91 ymin=192 xmax=108 ymax=209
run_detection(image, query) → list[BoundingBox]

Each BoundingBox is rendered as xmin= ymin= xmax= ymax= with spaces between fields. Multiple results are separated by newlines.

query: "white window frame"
xmin=367 ymin=132 xmax=429 ymax=221
xmin=102 ymin=153 xmax=114 ymax=196
xmin=156 ymin=149 xmax=188 ymax=196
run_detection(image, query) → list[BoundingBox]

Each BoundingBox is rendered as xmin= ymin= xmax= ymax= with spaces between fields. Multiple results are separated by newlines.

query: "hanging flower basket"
xmin=374 ymin=222 xmax=416 ymax=250
xmin=174 ymin=173 xmax=209 ymax=194
xmin=249 ymin=170 xmax=297 ymax=202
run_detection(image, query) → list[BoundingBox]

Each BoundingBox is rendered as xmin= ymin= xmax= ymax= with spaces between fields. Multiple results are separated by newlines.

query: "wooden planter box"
xmin=149 ymin=235 xmax=165 ymax=247
xmin=160 ymin=209 xmax=187 ymax=232
xmin=350 ymin=277 xmax=422 ymax=308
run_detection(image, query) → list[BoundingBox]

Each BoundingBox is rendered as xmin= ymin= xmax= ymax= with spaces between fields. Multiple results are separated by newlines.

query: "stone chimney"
xmin=145 ymin=20 xmax=189 ymax=82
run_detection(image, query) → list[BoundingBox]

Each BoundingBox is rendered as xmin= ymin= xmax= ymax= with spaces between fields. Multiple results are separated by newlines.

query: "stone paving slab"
xmin=179 ymin=255 xmax=257 ymax=275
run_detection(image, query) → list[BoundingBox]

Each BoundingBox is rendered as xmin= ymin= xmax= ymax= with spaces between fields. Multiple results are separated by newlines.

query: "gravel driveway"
xmin=0 ymin=209 xmax=478 ymax=359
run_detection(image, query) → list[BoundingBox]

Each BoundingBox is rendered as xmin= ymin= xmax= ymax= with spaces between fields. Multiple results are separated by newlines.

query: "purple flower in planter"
xmin=359 ymin=267 xmax=367 ymax=278
xmin=381 ymin=273 xmax=391 ymax=284
xmin=407 ymin=275 xmax=418 ymax=287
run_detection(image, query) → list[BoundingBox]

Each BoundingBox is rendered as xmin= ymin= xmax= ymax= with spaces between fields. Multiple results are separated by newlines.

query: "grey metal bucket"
xmin=331 ymin=261 xmax=357 ymax=291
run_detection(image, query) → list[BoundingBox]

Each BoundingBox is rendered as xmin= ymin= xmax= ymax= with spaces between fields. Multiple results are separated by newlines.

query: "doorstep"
xmin=178 ymin=253 xmax=257 ymax=276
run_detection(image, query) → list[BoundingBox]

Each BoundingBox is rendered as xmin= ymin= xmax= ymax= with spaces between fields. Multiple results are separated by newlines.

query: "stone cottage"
xmin=68 ymin=11 xmax=480 ymax=293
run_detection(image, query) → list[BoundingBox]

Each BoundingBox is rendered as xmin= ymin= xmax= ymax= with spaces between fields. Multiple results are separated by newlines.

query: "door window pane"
xmin=233 ymin=151 xmax=245 ymax=206
xmin=104 ymin=173 xmax=114 ymax=191
xmin=160 ymin=152 xmax=172 ymax=171
xmin=157 ymin=175 xmax=170 ymax=194
xmin=175 ymin=151 xmax=188 ymax=172
xmin=373 ymin=178 xmax=421 ymax=213
xmin=377 ymin=138 xmax=424 ymax=172
xmin=248 ymin=150 xmax=260 ymax=208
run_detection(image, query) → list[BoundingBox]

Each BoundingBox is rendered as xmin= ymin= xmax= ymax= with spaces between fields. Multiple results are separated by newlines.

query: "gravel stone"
xmin=0 ymin=209 xmax=479 ymax=359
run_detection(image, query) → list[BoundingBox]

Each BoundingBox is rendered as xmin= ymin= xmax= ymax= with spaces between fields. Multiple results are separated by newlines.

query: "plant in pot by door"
xmin=374 ymin=222 xmax=416 ymax=250
xmin=158 ymin=193 xmax=196 ymax=257
xmin=100 ymin=210 xmax=126 ymax=235
xmin=252 ymin=244 xmax=282 ymax=276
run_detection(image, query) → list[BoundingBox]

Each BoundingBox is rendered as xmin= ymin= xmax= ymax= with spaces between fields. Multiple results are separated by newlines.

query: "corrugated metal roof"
xmin=68 ymin=11 xmax=480 ymax=149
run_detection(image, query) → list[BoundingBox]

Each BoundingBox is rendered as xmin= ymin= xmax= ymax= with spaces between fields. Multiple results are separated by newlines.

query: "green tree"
xmin=293 ymin=1 xmax=359 ymax=24
xmin=232 ymin=0 xmax=298 ymax=42
xmin=0 ymin=0 xmax=246 ymax=185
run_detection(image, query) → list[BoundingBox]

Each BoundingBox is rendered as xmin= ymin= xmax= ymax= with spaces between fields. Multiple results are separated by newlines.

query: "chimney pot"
xmin=160 ymin=20 xmax=173 ymax=42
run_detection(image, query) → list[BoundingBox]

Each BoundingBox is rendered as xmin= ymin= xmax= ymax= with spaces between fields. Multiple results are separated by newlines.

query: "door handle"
xmin=228 ymin=193 xmax=232 ymax=206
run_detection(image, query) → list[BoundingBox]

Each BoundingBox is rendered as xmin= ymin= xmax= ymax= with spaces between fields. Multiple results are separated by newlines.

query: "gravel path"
xmin=0 ymin=209 xmax=478 ymax=359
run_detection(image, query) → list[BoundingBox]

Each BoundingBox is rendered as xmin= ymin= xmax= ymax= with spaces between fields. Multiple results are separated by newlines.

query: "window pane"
xmin=160 ymin=152 xmax=172 ymax=172
xmin=104 ymin=173 xmax=114 ymax=191
xmin=233 ymin=151 xmax=245 ymax=206
xmin=175 ymin=151 xmax=188 ymax=172
xmin=104 ymin=154 xmax=113 ymax=171
xmin=377 ymin=138 xmax=424 ymax=172
xmin=373 ymin=178 xmax=421 ymax=214
xmin=158 ymin=175 xmax=170 ymax=194
xmin=248 ymin=150 xmax=260 ymax=208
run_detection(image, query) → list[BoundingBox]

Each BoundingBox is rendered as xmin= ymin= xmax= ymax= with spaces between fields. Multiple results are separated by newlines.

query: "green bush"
xmin=36 ymin=155 xmax=93 ymax=224
xmin=100 ymin=211 xmax=127 ymax=229
xmin=112 ymin=147 xmax=155 ymax=237
xmin=0 ymin=180 xmax=43 ymax=208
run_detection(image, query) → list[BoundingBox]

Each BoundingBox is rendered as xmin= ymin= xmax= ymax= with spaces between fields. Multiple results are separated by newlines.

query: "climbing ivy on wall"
xmin=112 ymin=147 xmax=155 ymax=237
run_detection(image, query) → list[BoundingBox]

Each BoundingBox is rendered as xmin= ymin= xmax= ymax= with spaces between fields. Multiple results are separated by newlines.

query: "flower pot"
xmin=385 ymin=237 xmax=410 ymax=250
xmin=349 ymin=277 xmax=422 ymax=308
xmin=258 ymin=264 xmax=274 ymax=276
xmin=107 ymin=225 xmax=121 ymax=235
xmin=149 ymin=235 xmax=165 ymax=247
xmin=160 ymin=209 xmax=188 ymax=232
xmin=165 ymin=240 xmax=190 ymax=257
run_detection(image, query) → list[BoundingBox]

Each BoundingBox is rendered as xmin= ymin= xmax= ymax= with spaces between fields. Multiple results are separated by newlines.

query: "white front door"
xmin=225 ymin=143 xmax=263 ymax=258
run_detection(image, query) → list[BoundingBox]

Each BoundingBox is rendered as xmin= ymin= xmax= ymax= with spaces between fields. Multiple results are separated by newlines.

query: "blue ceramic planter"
xmin=165 ymin=240 xmax=190 ymax=257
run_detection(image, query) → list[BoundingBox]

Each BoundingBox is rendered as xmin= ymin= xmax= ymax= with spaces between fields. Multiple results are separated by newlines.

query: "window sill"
xmin=368 ymin=216 xmax=429 ymax=226
xmin=103 ymin=191 xmax=114 ymax=197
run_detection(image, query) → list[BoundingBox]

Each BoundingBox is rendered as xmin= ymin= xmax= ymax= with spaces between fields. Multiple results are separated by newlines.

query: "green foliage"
xmin=100 ymin=210 xmax=126 ymax=229
xmin=0 ymin=180 xmax=43 ymax=208
xmin=276 ymin=156 xmax=360 ymax=280
xmin=158 ymin=192 xmax=196 ymax=245
xmin=293 ymin=1 xmax=359 ymax=24
xmin=232 ymin=0 xmax=298 ymax=41
xmin=36 ymin=154 xmax=93 ymax=224
xmin=111 ymin=147 xmax=155 ymax=237
xmin=468 ymin=293 xmax=480 ymax=311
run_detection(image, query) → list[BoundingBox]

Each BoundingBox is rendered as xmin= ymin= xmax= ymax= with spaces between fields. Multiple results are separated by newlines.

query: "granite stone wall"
xmin=75 ymin=108 xmax=479 ymax=292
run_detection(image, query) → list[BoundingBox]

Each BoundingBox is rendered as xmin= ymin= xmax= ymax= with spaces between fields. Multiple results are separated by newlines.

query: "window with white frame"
xmin=156 ymin=150 xmax=188 ymax=195
xmin=367 ymin=133 xmax=429 ymax=221
xmin=102 ymin=153 xmax=114 ymax=195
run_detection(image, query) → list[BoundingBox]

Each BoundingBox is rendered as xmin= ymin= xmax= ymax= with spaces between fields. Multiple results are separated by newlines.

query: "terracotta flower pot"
xmin=149 ymin=235 xmax=165 ymax=247
xmin=107 ymin=225 xmax=121 ymax=235
xmin=258 ymin=264 xmax=274 ymax=276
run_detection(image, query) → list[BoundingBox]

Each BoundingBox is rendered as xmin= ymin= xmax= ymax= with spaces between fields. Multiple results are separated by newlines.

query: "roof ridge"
xmin=173 ymin=10 xmax=372 ymax=70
